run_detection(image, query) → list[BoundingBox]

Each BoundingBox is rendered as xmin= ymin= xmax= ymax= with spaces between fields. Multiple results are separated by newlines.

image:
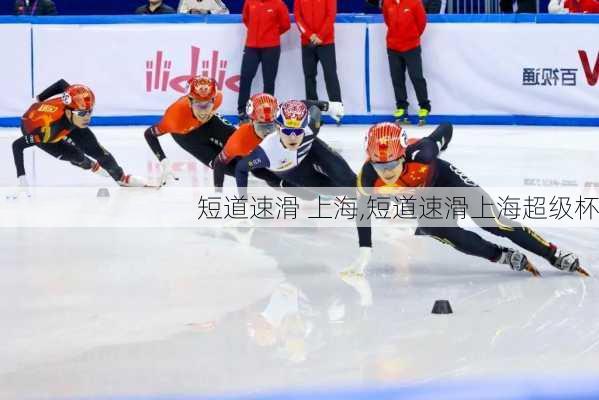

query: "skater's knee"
xmin=70 ymin=156 xmax=93 ymax=169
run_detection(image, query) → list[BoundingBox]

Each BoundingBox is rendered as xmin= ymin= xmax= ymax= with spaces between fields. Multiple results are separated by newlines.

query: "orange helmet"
xmin=188 ymin=76 xmax=217 ymax=102
xmin=246 ymin=93 xmax=278 ymax=123
xmin=366 ymin=122 xmax=408 ymax=162
xmin=62 ymin=84 xmax=95 ymax=111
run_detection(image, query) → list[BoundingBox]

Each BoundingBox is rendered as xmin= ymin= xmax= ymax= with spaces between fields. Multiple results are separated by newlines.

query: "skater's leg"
xmin=37 ymin=140 xmax=94 ymax=170
xmin=172 ymin=132 xmax=221 ymax=168
xmin=308 ymin=138 xmax=356 ymax=188
xmin=415 ymin=225 xmax=503 ymax=261
xmin=68 ymin=128 xmax=124 ymax=181
xmin=436 ymin=159 xmax=556 ymax=262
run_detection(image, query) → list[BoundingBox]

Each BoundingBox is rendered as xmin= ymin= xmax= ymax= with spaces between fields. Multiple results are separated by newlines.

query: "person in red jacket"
xmin=294 ymin=0 xmax=344 ymax=123
xmin=548 ymin=0 xmax=599 ymax=12
xmin=381 ymin=0 xmax=431 ymax=125
xmin=237 ymin=0 xmax=291 ymax=122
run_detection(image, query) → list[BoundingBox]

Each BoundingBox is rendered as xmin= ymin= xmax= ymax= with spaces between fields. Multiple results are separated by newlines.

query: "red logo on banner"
xmin=145 ymin=46 xmax=241 ymax=93
xmin=578 ymin=50 xmax=599 ymax=86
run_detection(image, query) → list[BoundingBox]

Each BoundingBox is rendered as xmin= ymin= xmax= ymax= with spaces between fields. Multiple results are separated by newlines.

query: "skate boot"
xmin=552 ymin=249 xmax=590 ymax=277
xmin=417 ymin=108 xmax=429 ymax=126
xmin=90 ymin=161 xmax=110 ymax=178
xmin=498 ymin=247 xmax=541 ymax=277
xmin=393 ymin=108 xmax=410 ymax=125
xmin=118 ymin=174 xmax=154 ymax=187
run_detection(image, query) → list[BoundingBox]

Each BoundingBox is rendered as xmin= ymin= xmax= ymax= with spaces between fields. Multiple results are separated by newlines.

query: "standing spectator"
xmin=14 ymin=0 xmax=57 ymax=15
xmin=178 ymin=0 xmax=229 ymax=13
xmin=294 ymin=0 xmax=344 ymax=123
xmin=500 ymin=0 xmax=536 ymax=12
xmin=548 ymin=0 xmax=599 ymax=12
xmin=237 ymin=0 xmax=291 ymax=122
xmin=135 ymin=0 xmax=176 ymax=14
xmin=381 ymin=0 xmax=431 ymax=125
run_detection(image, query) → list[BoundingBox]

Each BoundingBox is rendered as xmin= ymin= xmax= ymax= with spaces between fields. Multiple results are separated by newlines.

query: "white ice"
xmin=0 ymin=124 xmax=598 ymax=399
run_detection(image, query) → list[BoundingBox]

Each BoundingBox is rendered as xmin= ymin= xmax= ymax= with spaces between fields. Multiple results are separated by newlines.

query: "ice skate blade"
xmin=575 ymin=266 xmax=591 ymax=277
xmin=525 ymin=263 xmax=542 ymax=277
xmin=339 ymin=270 xmax=364 ymax=278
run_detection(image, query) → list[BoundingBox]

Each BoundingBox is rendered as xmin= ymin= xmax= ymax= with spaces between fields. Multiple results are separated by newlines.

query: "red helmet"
xmin=366 ymin=122 xmax=408 ymax=162
xmin=62 ymin=84 xmax=95 ymax=111
xmin=188 ymin=76 xmax=217 ymax=102
xmin=246 ymin=93 xmax=278 ymax=123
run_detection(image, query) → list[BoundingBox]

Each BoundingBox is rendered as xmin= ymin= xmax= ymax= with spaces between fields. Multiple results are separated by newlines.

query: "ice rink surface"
xmin=0 ymin=124 xmax=598 ymax=399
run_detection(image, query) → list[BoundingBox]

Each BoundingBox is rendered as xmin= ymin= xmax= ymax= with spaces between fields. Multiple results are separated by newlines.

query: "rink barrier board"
xmin=1 ymin=14 xmax=599 ymax=126
xmin=3 ymin=115 xmax=599 ymax=127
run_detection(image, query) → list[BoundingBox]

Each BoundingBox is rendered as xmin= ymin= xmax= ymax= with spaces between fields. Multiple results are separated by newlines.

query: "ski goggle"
xmin=72 ymin=109 xmax=92 ymax=117
xmin=280 ymin=127 xmax=305 ymax=136
xmin=372 ymin=158 xmax=403 ymax=171
xmin=254 ymin=122 xmax=276 ymax=136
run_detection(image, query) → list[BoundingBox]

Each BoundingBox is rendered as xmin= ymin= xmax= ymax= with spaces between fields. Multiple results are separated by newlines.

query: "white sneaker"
xmin=327 ymin=101 xmax=344 ymax=124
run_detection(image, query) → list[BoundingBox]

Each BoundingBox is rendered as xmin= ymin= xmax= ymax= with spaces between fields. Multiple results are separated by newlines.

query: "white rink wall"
xmin=1 ymin=15 xmax=599 ymax=125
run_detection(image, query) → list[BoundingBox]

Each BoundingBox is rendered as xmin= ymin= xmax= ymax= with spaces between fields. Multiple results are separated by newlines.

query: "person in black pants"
xmin=237 ymin=0 xmax=291 ymax=121
xmin=294 ymin=0 xmax=344 ymax=123
xmin=381 ymin=0 xmax=431 ymax=124
xmin=238 ymin=47 xmax=282 ymax=118
xmin=387 ymin=47 xmax=431 ymax=125
xmin=301 ymin=46 xmax=342 ymax=103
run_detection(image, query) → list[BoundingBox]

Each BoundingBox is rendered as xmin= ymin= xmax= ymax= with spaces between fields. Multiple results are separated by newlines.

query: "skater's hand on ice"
xmin=7 ymin=175 xmax=31 ymax=200
xmin=159 ymin=158 xmax=179 ymax=186
xmin=341 ymin=247 xmax=372 ymax=277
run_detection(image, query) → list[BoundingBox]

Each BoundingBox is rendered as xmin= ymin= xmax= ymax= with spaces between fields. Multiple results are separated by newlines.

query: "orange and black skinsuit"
xmin=144 ymin=91 xmax=235 ymax=166
xmin=357 ymin=123 xmax=559 ymax=264
xmin=13 ymin=79 xmax=125 ymax=181
xmin=144 ymin=93 xmax=283 ymax=187
xmin=211 ymin=122 xmax=281 ymax=189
